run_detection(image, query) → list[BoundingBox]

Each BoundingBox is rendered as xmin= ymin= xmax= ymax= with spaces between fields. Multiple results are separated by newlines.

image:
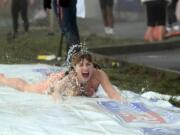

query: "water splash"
xmin=62 ymin=44 xmax=81 ymax=68
xmin=62 ymin=42 xmax=89 ymax=69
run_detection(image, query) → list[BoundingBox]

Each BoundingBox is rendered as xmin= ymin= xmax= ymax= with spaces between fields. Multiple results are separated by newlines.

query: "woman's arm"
xmin=98 ymin=70 xmax=125 ymax=101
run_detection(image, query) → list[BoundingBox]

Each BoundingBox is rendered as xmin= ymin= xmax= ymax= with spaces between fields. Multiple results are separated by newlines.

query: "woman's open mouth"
xmin=82 ymin=72 xmax=89 ymax=78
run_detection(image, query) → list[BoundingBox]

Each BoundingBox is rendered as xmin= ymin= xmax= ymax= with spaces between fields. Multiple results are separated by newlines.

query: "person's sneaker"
xmin=108 ymin=28 xmax=114 ymax=35
xmin=172 ymin=25 xmax=180 ymax=31
xmin=105 ymin=27 xmax=114 ymax=35
xmin=104 ymin=27 xmax=109 ymax=34
xmin=166 ymin=26 xmax=172 ymax=32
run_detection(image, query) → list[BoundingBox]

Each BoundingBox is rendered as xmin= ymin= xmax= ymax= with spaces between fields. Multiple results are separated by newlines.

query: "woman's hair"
xmin=71 ymin=52 xmax=101 ymax=69
xmin=64 ymin=44 xmax=101 ymax=73
xmin=71 ymin=52 xmax=92 ymax=66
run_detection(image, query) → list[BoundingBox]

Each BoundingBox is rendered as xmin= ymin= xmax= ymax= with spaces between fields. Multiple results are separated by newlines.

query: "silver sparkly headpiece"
xmin=63 ymin=43 xmax=89 ymax=67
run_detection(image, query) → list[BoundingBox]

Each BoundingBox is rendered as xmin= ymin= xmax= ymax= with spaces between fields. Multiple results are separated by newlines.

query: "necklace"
xmin=78 ymin=80 xmax=88 ymax=96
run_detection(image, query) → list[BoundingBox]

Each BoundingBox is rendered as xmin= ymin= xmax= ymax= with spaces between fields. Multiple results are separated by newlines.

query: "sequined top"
xmin=48 ymin=71 xmax=89 ymax=97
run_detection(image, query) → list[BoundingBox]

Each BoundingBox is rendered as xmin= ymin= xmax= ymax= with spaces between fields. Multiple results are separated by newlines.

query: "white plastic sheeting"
xmin=0 ymin=64 xmax=180 ymax=135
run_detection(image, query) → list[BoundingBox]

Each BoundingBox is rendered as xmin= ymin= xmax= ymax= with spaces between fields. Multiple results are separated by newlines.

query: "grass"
xmin=0 ymin=26 xmax=180 ymax=107
xmin=81 ymin=33 xmax=141 ymax=48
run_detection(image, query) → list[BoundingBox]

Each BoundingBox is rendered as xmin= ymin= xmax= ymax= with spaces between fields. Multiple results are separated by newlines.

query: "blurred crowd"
xmin=0 ymin=0 xmax=180 ymax=53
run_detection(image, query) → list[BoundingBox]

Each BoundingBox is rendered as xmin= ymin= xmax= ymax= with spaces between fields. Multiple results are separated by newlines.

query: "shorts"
xmin=99 ymin=0 xmax=114 ymax=9
xmin=145 ymin=0 xmax=167 ymax=26
xmin=43 ymin=0 xmax=52 ymax=10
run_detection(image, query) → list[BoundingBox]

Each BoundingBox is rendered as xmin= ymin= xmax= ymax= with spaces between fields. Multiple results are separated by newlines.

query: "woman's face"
xmin=74 ymin=58 xmax=94 ymax=83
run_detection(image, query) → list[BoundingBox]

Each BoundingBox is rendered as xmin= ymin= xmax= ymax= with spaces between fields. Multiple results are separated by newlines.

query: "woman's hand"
xmin=118 ymin=95 xmax=128 ymax=104
xmin=0 ymin=73 xmax=5 ymax=83
xmin=0 ymin=73 xmax=5 ymax=77
xmin=51 ymin=90 xmax=61 ymax=103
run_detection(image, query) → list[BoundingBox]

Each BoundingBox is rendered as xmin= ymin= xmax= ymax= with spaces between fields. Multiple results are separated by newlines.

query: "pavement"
xmin=115 ymin=47 xmax=180 ymax=73
xmin=79 ymin=18 xmax=180 ymax=74
xmin=78 ymin=18 xmax=146 ymax=39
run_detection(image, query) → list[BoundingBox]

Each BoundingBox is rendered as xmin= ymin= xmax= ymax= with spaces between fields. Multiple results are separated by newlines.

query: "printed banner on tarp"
xmin=97 ymin=100 xmax=180 ymax=135
xmin=142 ymin=127 xmax=180 ymax=135
xmin=97 ymin=101 xmax=166 ymax=124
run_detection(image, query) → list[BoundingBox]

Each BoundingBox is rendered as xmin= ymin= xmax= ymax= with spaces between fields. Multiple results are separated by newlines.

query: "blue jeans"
xmin=167 ymin=0 xmax=178 ymax=26
xmin=60 ymin=0 xmax=80 ymax=51
xmin=52 ymin=0 xmax=58 ymax=16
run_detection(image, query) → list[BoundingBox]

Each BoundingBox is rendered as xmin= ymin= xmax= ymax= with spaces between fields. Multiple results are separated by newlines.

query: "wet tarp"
xmin=0 ymin=64 xmax=179 ymax=135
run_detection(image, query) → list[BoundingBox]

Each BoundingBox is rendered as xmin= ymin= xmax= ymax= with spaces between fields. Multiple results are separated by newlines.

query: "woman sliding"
xmin=0 ymin=45 xmax=125 ymax=102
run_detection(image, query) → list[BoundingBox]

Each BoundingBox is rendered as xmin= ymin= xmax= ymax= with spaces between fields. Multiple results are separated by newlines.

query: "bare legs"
xmin=144 ymin=26 xmax=154 ymax=42
xmin=144 ymin=25 xmax=166 ymax=42
xmin=99 ymin=0 xmax=114 ymax=35
xmin=0 ymin=73 xmax=45 ymax=93
xmin=46 ymin=8 xmax=54 ymax=34
xmin=144 ymin=0 xmax=167 ymax=42
xmin=0 ymin=73 xmax=29 ymax=91
xmin=101 ymin=7 xmax=114 ymax=29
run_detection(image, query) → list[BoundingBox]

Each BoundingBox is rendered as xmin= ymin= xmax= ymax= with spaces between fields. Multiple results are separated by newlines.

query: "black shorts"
xmin=99 ymin=0 xmax=114 ymax=9
xmin=43 ymin=0 xmax=52 ymax=10
xmin=145 ymin=0 xmax=167 ymax=26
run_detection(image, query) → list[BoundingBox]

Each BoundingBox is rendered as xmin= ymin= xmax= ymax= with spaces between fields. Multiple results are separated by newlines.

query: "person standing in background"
xmin=57 ymin=0 xmax=80 ymax=53
xmin=167 ymin=0 xmax=179 ymax=32
xmin=3 ymin=0 xmax=33 ymax=38
xmin=43 ymin=0 xmax=55 ymax=35
xmin=141 ymin=0 xmax=171 ymax=42
xmin=52 ymin=0 xmax=58 ymax=16
xmin=99 ymin=0 xmax=114 ymax=35
xmin=0 ymin=0 xmax=5 ymax=6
